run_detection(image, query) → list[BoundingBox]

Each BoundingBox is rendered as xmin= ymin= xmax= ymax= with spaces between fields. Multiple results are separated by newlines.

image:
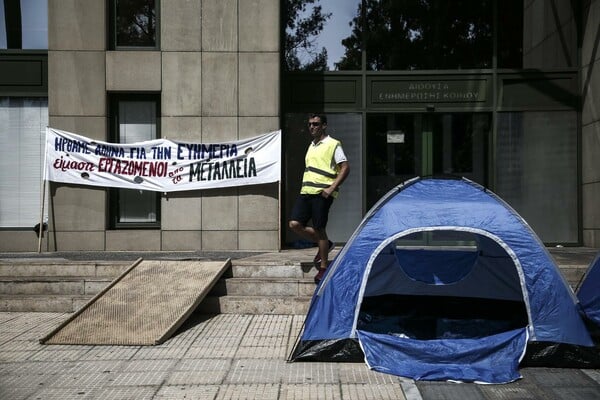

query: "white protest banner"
xmin=45 ymin=128 xmax=281 ymax=192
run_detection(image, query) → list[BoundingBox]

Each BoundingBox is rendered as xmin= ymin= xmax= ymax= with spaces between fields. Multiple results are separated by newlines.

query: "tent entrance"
xmin=358 ymin=231 xmax=530 ymax=341
xmin=358 ymin=294 xmax=528 ymax=340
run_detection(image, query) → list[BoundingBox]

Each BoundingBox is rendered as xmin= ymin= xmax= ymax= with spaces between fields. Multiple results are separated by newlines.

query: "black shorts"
xmin=289 ymin=194 xmax=334 ymax=230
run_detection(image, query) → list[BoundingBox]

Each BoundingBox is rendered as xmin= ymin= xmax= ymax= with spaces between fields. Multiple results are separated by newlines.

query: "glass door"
xmin=366 ymin=112 xmax=491 ymax=209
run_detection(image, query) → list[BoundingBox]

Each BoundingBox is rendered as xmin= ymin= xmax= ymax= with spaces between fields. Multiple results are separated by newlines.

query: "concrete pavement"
xmin=2 ymin=311 xmax=600 ymax=400
xmin=1 ymin=247 xmax=600 ymax=399
xmin=1 ymin=312 xmax=419 ymax=400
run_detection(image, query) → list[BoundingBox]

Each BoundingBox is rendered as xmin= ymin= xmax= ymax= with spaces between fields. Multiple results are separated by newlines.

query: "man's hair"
xmin=309 ymin=113 xmax=327 ymax=125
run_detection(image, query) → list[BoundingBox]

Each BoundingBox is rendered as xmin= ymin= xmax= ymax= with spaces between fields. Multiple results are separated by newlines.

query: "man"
xmin=289 ymin=113 xmax=350 ymax=284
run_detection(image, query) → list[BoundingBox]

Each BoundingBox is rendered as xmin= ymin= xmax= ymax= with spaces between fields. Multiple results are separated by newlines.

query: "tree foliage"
xmin=284 ymin=0 xmax=493 ymax=72
xmin=284 ymin=0 xmax=332 ymax=71
xmin=337 ymin=0 xmax=493 ymax=71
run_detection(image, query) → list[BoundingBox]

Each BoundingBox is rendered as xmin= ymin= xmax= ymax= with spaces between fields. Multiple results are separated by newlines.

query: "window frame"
xmin=108 ymin=93 xmax=161 ymax=229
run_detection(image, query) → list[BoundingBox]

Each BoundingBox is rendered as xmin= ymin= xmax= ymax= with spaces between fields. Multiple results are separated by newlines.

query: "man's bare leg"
xmin=315 ymin=229 xmax=329 ymax=270
xmin=289 ymin=220 xmax=329 ymax=269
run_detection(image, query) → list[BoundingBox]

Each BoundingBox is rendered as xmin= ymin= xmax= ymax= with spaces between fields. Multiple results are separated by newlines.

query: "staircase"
xmin=0 ymin=255 xmax=318 ymax=314
xmin=0 ymin=248 xmax=595 ymax=314
xmin=195 ymin=260 xmax=316 ymax=315
xmin=0 ymin=259 xmax=130 ymax=312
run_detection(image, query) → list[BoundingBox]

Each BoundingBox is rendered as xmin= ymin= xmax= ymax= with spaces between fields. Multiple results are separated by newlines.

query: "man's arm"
xmin=322 ymin=161 xmax=349 ymax=198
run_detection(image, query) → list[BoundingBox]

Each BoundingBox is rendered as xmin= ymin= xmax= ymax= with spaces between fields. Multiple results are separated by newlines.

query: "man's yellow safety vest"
xmin=301 ymin=137 xmax=341 ymax=198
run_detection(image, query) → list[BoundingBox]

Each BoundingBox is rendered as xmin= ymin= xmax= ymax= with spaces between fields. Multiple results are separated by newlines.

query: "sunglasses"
xmin=308 ymin=122 xmax=322 ymax=127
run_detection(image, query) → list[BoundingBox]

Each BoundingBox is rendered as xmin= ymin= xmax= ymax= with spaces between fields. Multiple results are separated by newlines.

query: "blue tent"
xmin=290 ymin=177 xmax=595 ymax=384
xmin=577 ymin=251 xmax=600 ymax=329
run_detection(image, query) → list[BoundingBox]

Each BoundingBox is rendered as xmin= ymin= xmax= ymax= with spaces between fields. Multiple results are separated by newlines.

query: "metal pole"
xmin=38 ymin=127 xmax=49 ymax=253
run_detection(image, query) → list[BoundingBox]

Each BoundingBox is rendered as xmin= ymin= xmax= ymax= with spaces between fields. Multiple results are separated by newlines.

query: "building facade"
xmin=0 ymin=0 xmax=599 ymax=251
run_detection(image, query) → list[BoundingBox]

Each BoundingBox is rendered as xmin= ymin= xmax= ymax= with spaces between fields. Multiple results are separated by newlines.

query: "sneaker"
xmin=313 ymin=240 xmax=335 ymax=264
xmin=314 ymin=267 xmax=326 ymax=284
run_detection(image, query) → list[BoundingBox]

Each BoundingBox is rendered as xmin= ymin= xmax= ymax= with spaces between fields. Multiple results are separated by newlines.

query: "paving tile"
xmin=167 ymin=358 xmax=231 ymax=385
xmin=106 ymin=370 xmax=169 ymax=386
xmin=0 ymin=385 xmax=38 ymax=400
xmin=0 ymin=372 xmax=52 ymax=388
xmin=120 ymin=358 xmax=177 ymax=372
xmin=0 ymin=331 xmax=20 ymax=343
xmin=341 ymin=383 xmax=407 ymax=400
xmin=280 ymin=383 xmax=342 ymax=399
xmin=235 ymin=345 xmax=288 ymax=359
xmin=216 ymin=383 xmax=280 ymax=400
xmin=0 ymin=339 xmax=44 ymax=352
xmin=0 ymin=313 xmax=20 ymax=323
xmin=25 ymin=386 xmax=100 ymax=400
xmin=524 ymin=368 xmax=595 ymax=387
xmin=226 ymin=358 xmax=288 ymax=384
xmin=479 ymin=384 xmax=541 ymax=399
xmin=245 ymin=315 xmax=294 ymax=337
xmin=0 ymin=350 xmax=37 ymax=362
xmin=1 ymin=313 xmax=66 ymax=342
xmin=282 ymin=360 xmax=340 ymax=384
xmin=167 ymin=370 xmax=229 ymax=385
xmin=198 ymin=314 xmax=253 ymax=337
xmin=160 ymin=329 xmax=201 ymax=348
xmin=399 ymin=379 xmax=423 ymax=400
xmin=582 ymin=369 xmax=600 ymax=384
xmin=0 ymin=361 xmax=47 ymax=374
xmin=187 ymin=334 xmax=243 ymax=358
xmin=69 ymin=360 xmax=124 ymax=374
xmin=240 ymin=334 xmax=288 ymax=347
xmin=176 ymin=357 xmax=233 ymax=372
xmin=130 ymin=346 xmax=187 ymax=360
xmin=94 ymin=385 xmax=158 ymax=399
xmin=39 ymin=344 xmax=95 ymax=352
xmin=417 ymin=381 xmax=484 ymax=400
xmin=29 ymin=348 xmax=90 ymax=361
xmin=549 ymin=386 xmax=600 ymax=400
xmin=338 ymin=362 xmax=399 ymax=384
xmin=154 ymin=384 xmax=220 ymax=399
xmin=237 ymin=334 xmax=289 ymax=358
xmin=185 ymin=343 xmax=239 ymax=358
xmin=47 ymin=372 xmax=110 ymax=388
xmin=81 ymin=346 xmax=139 ymax=360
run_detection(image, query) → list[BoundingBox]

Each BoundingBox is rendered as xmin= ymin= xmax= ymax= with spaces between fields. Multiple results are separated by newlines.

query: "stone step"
xmin=230 ymin=263 xmax=314 ymax=279
xmin=556 ymin=264 xmax=589 ymax=291
xmin=212 ymin=277 xmax=316 ymax=297
xmin=0 ymin=294 xmax=91 ymax=312
xmin=0 ymin=260 xmax=130 ymax=278
xmin=0 ymin=276 xmax=112 ymax=296
xmin=196 ymin=295 xmax=312 ymax=315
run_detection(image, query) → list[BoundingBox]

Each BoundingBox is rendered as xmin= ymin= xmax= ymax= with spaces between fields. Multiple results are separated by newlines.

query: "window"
xmin=0 ymin=97 xmax=48 ymax=228
xmin=0 ymin=0 xmax=48 ymax=49
xmin=364 ymin=0 xmax=493 ymax=70
xmin=108 ymin=0 xmax=158 ymax=49
xmin=497 ymin=0 xmax=523 ymax=68
xmin=284 ymin=0 xmax=493 ymax=71
xmin=109 ymin=94 xmax=160 ymax=228
xmin=284 ymin=0 xmax=362 ymax=71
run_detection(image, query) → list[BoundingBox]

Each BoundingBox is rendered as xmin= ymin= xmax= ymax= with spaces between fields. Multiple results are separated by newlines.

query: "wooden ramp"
xmin=40 ymin=258 xmax=230 ymax=346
